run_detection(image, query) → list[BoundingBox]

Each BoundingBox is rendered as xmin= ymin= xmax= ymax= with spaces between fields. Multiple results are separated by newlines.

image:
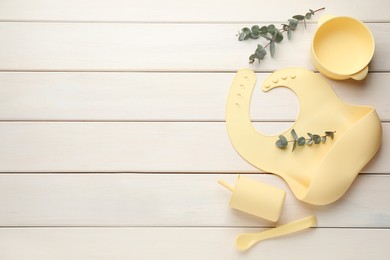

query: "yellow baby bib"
xmin=226 ymin=68 xmax=382 ymax=205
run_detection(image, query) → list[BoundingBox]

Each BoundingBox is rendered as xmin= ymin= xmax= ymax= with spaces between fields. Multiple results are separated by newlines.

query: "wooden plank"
xmin=0 ymin=72 xmax=389 ymax=121
xmin=0 ymin=122 xmax=387 ymax=173
xmin=0 ymin=0 xmax=389 ymax=22
xmin=0 ymin=122 xmax=386 ymax=173
xmin=0 ymin=23 xmax=388 ymax=72
xmin=0 ymin=227 xmax=389 ymax=259
xmin=0 ymin=174 xmax=388 ymax=227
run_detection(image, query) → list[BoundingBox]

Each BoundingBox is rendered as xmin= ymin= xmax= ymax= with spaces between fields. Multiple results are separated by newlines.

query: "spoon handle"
xmin=236 ymin=215 xmax=317 ymax=251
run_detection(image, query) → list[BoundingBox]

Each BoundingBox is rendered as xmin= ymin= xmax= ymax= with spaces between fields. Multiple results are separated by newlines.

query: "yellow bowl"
xmin=312 ymin=15 xmax=375 ymax=80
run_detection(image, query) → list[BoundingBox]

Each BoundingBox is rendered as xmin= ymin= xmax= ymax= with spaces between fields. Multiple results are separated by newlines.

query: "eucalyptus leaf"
xmin=238 ymin=32 xmax=246 ymax=41
xmin=249 ymin=54 xmax=258 ymax=64
xmin=238 ymin=7 xmax=325 ymax=67
xmin=239 ymin=27 xmax=252 ymax=41
xmin=313 ymin=135 xmax=321 ymax=144
xmin=292 ymin=140 xmax=297 ymax=151
xmin=250 ymin=26 xmax=261 ymax=39
xmin=261 ymin=34 xmax=272 ymax=41
xmin=325 ymin=131 xmax=335 ymax=139
xmin=288 ymin=19 xmax=298 ymax=30
xmin=276 ymin=135 xmax=288 ymax=148
xmin=251 ymin=25 xmax=260 ymax=32
xmin=276 ymin=128 xmax=334 ymax=151
xmin=260 ymin=26 xmax=268 ymax=34
xmin=270 ymin=41 xmax=275 ymax=57
xmin=291 ymin=129 xmax=299 ymax=141
xmin=293 ymin=15 xmax=305 ymax=20
xmin=288 ymin=18 xmax=298 ymax=24
xmin=267 ymin=24 xmax=276 ymax=35
xmin=250 ymin=30 xmax=260 ymax=39
xmin=274 ymin=30 xmax=284 ymax=43
xmin=255 ymin=44 xmax=267 ymax=59
xmin=279 ymin=135 xmax=288 ymax=145
xmin=298 ymin=137 xmax=306 ymax=146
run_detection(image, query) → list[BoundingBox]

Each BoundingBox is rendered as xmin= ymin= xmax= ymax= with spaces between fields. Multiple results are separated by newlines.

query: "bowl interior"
xmin=313 ymin=17 xmax=374 ymax=75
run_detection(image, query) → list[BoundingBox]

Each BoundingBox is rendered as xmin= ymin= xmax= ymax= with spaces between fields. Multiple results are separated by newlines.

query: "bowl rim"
xmin=312 ymin=16 xmax=375 ymax=76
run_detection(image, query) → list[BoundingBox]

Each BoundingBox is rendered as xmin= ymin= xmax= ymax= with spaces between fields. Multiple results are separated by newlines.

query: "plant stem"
xmin=313 ymin=7 xmax=325 ymax=13
xmin=263 ymin=7 xmax=325 ymax=50
xmin=285 ymin=131 xmax=336 ymax=143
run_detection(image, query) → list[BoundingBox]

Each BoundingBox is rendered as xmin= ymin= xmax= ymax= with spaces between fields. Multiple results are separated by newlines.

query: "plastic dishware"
xmin=218 ymin=175 xmax=286 ymax=222
xmin=312 ymin=15 xmax=375 ymax=80
xmin=235 ymin=215 xmax=317 ymax=251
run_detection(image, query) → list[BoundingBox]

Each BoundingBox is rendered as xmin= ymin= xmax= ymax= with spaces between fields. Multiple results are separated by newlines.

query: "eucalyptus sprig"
xmin=237 ymin=7 xmax=325 ymax=64
xmin=276 ymin=129 xmax=336 ymax=152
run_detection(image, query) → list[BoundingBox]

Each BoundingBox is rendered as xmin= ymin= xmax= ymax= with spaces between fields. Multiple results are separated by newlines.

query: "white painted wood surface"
xmin=0 ymin=72 xmax=389 ymax=121
xmin=0 ymin=1 xmax=389 ymax=259
xmin=0 ymin=174 xmax=389 ymax=228
xmin=0 ymin=23 xmax=389 ymax=72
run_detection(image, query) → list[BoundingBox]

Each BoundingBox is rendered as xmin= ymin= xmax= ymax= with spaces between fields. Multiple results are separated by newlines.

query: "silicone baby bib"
xmin=226 ymin=68 xmax=381 ymax=205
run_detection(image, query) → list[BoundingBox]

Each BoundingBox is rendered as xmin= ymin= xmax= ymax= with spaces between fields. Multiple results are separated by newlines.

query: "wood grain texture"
xmin=0 ymin=72 xmax=389 ymax=121
xmin=0 ymin=23 xmax=389 ymax=72
xmin=0 ymin=122 xmax=387 ymax=173
xmin=0 ymin=0 xmax=389 ymax=22
xmin=0 ymin=174 xmax=388 ymax=228
xmin=0 ymin=227 xmax=389 ymax=260
xmin=1 ymin=0 xmax=389 ymax=258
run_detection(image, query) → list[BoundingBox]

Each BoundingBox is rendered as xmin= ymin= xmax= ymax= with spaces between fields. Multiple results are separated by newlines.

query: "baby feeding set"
xmin=218 ymin=14 xmax=381 ymax=250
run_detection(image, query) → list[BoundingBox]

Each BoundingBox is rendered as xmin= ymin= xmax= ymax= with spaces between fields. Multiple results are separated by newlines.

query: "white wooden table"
xmin=0 ymin=1 xmax=389 ymax=259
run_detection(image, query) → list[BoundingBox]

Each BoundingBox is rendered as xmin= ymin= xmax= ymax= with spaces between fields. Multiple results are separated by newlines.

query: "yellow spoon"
xmin=236 ymin=215 xmax=317 ymax=251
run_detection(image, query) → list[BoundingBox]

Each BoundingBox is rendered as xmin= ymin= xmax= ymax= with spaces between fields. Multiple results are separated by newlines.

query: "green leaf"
xmin=298 ymin=137 xmax=306 ymax=146
xmin=287 ymin=29 xmax=292 ymax=40
xmin=270 ymin=41 xmax=275 ymax=57
xmin=260 ymin=26 xmax=268 ymax=34
xmin=305 ymin=12 xmax=312 ymax=19
xmin=313 ymin=135 xmax=321 ymax=144
xmin=292 ymin=15 xmax=305 ymax=21
xmin=291 ymin=129 xmax=299 ymax=141
xmin=267 ymin=24 xmax=276 ymax=35
xmin=321 ymin=136 xmax=327 ymax=143
xmin=250 ymin=31 xmax=260 ymax=39
xmin=307 ymin=133 xmax=313 ymax=139
xmin=238 ymin=27 xmax=251 ymax=41
xmin=307 ymin=139 xmax=313 ymax=146
xmin=251 ymin=25 xmax=260 ymax=32
xmin=309 ymin=9 xmax=315 ymax=15
xmin=255 ymin=44 xmax=267 ymax=59
xmin=250 ymin=25 xmax=261 ymax=39
xmin=292 ymin=140 xmax=297 ymax=152
xmin=288 ymin=19 xmax=298 ymax=30
xmin=249 ymin=54 xmax=257 ymax=64
xmin=238 ymin=32 xmax=246 ymax=41
xmin=276 ymin=135 xmax=288 ymax=148
xmin=325 ymin=131 xmax=335 ymax=140
xmin=261 ymin=34 xmax=272 ymax=41
xmin=274 ymin=30 xmax=283 ymax=43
